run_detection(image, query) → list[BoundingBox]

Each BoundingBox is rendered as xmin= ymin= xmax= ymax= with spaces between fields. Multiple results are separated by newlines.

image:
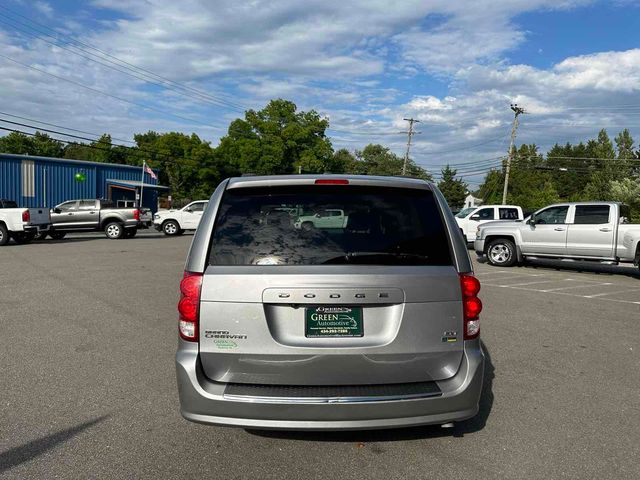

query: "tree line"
xmin=1 ymin=99 xmax=638 ymax=219
xmin=475 ymin=128 xmax=640 ymax=219
xmin=0 ymin=99 xmax=430 ymax=201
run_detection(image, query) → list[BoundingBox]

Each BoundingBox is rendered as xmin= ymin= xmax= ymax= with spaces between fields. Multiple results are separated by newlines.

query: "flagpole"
xmin=139 ymin=160 xmax=145 ymax=209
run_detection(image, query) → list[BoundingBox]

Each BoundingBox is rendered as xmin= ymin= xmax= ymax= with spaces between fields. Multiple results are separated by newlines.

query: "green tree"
xmin=478 ymin=144 xmax=559 ymax=210
xmin=508 ymin=144 xmax=559 ymax=210
xmin=583 ymin=129 xmax=623 ymax=199
xmin=610 ymin=177 xmax=640 ymax=222
xmin=437 ymin=165 xmax=468 ymax=210
xmin=134 ymin=131 xmax=215 ymax=200
xmin=214 ymin=99 xmax=334 ymax=175
xmin=0 ymin=131 xmax=64 ymax=157
xmin=546 ymin=141 xmax=592 ymax=201
xmin=477 ymin=169 xmax=503 ymax=205
xmin=327 ymin=148 xmax=354 ymax=174
xmin=64 ymin=134 xmax=130 ymax=164
xmin=615 ymin=128 xmax=635 ymax=159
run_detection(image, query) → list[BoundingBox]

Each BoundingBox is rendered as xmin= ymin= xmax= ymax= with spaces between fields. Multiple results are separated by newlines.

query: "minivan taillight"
xmin=178 ymin=271 xmax=203 ymax=341
xmin=460 ymin=274 xmax=482 ymax=340
xmin=133 ymin=209 xmax=140 ymax=221
xmin=22 ymin=210 xmax=30 ymax=223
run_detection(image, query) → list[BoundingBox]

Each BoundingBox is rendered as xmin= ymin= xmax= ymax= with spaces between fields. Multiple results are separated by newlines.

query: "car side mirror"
xmin=470 ymin=214 xmax=480 ymax=221
xmin=53 ymin=207 xmax=61 ymax=214
xmin=528 ymin=218 xmax=536 ymax=226
xmin=315 ymin=213 xmax=321 ymax=218
xmin=185 ymin=207 xmax=192 ymax=213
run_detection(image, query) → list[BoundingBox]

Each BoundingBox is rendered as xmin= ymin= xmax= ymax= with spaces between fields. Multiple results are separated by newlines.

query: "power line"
xmin=413 ymin=134 xmax=509 ymax=156
xmin=0 ymin=110 xmax=139 ymax=146
xmin=0 ymin=7 xmax=248 ymax=112
xmin=0 ymin=52 xmax=217 ymax=129
xmin=0 ymin=119 xmax=199 ymax=167
xmin=425 ymin=155 xmax=506 ymax=168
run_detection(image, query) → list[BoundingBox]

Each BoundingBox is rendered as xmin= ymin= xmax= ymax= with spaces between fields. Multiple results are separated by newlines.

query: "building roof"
xmin=0 ymin=152 xmax=156 ymax=172
xmin=106 ymin=178 xmax=170 ymax=190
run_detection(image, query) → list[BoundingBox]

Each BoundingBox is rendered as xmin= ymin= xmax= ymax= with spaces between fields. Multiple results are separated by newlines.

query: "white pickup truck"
xmin=0 ymin=199 xmax=51 ymax=246
xmin=455 ymin=204 xmax=524 ymax=242
xmin=475 ymin=202 xmax=640 ymax=271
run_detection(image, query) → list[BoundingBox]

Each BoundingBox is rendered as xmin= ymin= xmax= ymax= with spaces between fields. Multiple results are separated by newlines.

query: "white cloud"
xmin=1 ymin=0 xmax=640 ymax=188
xmin=34 ymin=1 xmax=54 ymax=18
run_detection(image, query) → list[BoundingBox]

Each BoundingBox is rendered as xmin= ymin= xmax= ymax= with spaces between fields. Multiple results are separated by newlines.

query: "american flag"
xmin=144 ymin=163 xmax=157 ymax=180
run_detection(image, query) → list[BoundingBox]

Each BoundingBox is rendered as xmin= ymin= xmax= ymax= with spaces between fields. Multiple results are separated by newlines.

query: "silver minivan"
xmin=176 ymin=175 xmax=484 ymax=430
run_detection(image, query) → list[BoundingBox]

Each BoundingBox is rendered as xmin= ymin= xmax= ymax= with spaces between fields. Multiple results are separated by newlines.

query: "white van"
xmin=455 ymin=204 xmax=523 ymax=242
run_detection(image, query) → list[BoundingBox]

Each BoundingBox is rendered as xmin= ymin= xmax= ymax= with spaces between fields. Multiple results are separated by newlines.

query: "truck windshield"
xmin=209 ymin=185 xmax=452 ymax=266
xmin=455 ymin=207 xmax=476 ymax=218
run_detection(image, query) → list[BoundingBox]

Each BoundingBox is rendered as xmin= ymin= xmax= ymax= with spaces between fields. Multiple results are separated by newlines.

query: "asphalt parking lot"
xmin=1 ymin=232 xmax=639 ymax=479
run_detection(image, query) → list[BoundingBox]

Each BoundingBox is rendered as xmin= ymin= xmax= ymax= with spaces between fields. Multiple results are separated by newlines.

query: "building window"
xmin=21 ymin=160 xmax=35 ymax=197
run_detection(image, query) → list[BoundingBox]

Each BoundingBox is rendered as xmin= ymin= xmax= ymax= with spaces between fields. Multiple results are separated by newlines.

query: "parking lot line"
xmin=479 ymin=273 xmax=545 ymax=283
xmin=540 ymin=282 xmax=613 ymax=292
xmin=482 ymin=283 xmax=640 ymax=306
xmin=502 ymin=279 xmax=567 ymax=287
xmin=475 ymin=270 xmax=514 ymax=276
xmin=584 ymin=288 xmax=640 ymax=298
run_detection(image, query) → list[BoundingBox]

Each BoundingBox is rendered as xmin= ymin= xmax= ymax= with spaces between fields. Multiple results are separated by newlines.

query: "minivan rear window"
xmin=208 ymin=185 xmax=452 ymax=266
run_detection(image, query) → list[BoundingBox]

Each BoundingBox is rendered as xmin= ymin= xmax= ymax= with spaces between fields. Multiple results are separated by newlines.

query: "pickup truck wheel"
xmin=0 ymin=223 xmax=9 ymax=246
xmin=487 ymin=239 xmax=517 ymax=267
xmin=49 ymin=232 xmax=66 ymax=240
xmin=124 ymin=228 xmax=137 ymax=238
xmin=162 ymin=220 xmax=180 ymax=236
xmin=105 ymin=222 xmax=124 ymax=239
xmin=301 ymin=221 xmax=314 ymax=231
xmin=12 ymin=231 xmax=36 ymax=244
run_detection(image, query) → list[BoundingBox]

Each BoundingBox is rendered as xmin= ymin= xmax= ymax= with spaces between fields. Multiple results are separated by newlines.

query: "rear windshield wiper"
xmin=323 ymin=251 xmax=430 ymax=264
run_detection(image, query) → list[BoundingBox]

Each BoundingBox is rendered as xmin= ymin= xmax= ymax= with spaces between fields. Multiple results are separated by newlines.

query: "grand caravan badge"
xmin=204 ymin=330 xmax=247 ymax=340
xmin=305 ymin=306 xmax=364 ymax=338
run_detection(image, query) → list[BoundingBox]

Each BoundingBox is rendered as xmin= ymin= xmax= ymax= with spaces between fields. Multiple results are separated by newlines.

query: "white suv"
xmin=153 ymin=201 xmax=209 ymax=236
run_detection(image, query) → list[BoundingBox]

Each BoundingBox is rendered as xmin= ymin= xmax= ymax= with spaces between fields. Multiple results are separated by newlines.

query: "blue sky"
xmin=1 ymin=0 xmax=640 ymax=186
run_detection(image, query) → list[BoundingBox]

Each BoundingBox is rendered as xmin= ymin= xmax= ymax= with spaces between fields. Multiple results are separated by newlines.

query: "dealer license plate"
xmin=305 ymin=306 xmax=363 ymax=338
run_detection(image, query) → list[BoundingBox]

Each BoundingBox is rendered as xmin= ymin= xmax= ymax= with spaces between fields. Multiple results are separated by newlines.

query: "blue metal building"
xmin=0 ymin=153 xmax=168 ymax=213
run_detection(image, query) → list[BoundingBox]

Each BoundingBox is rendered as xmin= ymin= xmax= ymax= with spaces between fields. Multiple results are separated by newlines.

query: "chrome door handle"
xmin=599 ymin=227 xmax=612 ymax=232
xmin=554 ymin=227 xmax=565 ymax=231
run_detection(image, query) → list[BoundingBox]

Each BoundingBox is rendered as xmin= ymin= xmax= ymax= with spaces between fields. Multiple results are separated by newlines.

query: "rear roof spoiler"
xmin=226 ymin=175 xmax=433 ymax=190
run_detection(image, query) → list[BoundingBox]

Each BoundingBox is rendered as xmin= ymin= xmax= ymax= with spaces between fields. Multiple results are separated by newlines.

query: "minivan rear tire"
xmin=486 ymin=238 xmax=517 ymax=267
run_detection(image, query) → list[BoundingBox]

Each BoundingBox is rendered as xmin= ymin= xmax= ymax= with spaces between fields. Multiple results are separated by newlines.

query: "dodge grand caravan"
xmin=176 ymin=175 xmax=484 ymax=430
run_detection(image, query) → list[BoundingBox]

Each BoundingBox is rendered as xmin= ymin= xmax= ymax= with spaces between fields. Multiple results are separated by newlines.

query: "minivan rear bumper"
xmin=176 ymin=339 xmax=484 ymax=430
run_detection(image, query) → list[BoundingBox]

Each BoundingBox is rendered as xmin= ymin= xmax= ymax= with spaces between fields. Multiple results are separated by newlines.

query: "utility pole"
xmin=502 ymin=104 xmax=525 ymax=205
xmin=402 ymin=118 xmax=420 ymax=176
